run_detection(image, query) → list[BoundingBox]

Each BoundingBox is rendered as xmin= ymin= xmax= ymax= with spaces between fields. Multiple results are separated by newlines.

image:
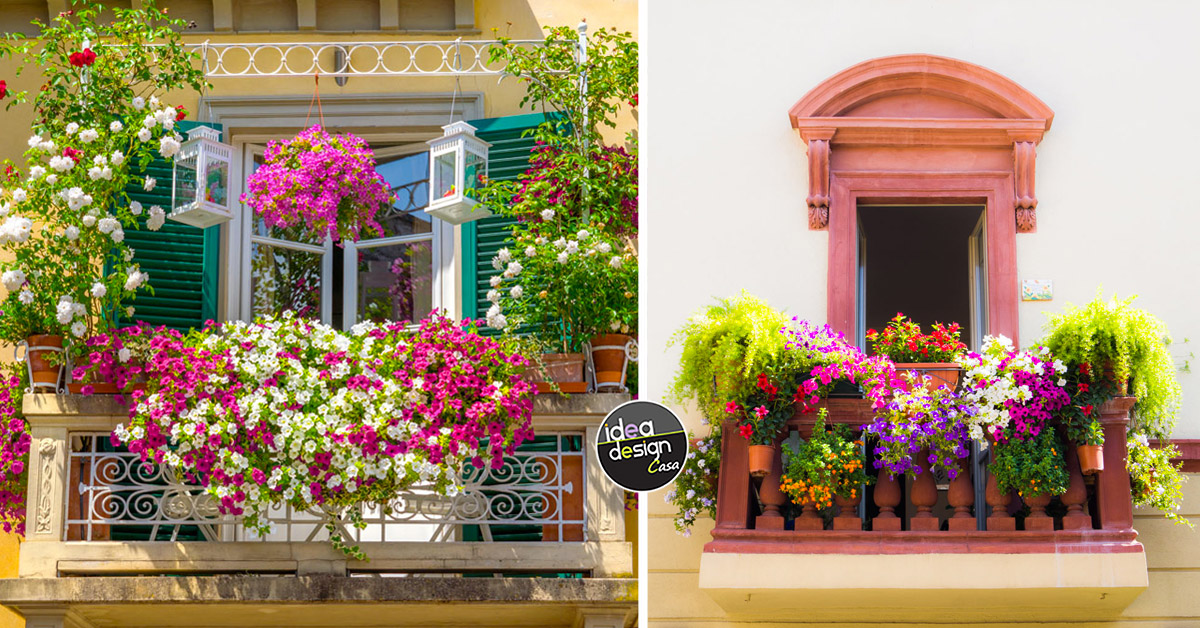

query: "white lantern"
xmin=170 ymin=126 xmax=233 ymax=228
xmin=427 ymin=121 xmax=492 ymax=225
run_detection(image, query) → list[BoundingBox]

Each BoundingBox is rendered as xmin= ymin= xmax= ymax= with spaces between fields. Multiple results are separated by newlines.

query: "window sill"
xmin=699 ymin=539 xmax=1147 ymax=622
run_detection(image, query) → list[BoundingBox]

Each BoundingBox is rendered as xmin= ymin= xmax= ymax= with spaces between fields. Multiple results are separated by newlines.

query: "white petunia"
xmin=147 ymin=205 xmax=166 ymax=231
xmin=90 ymin=282 xmax=107 ymax=299
xmin=79 ymin=128 xmax=99 ymax=143
xmin=143 ymin=177 xmax=156 ymax=192
xmin=2 ymin=269 xmax=27 ymax=291
xmin=70 ymin=321 xmax=87 ymax=338
xmin=118 ymin=347 xmax=131 ymax=363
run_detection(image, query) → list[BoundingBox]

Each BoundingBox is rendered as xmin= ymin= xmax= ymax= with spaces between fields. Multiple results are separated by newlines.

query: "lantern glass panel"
xmin=204 ymin=155 xmax=229 ymax=206
xmin=433 ymin=151 xmax=457 ymax=200
xmin=174 ymin=158 xmax=198 ymax=211
xmin=464 ymin=151 xmax=485 ymax=197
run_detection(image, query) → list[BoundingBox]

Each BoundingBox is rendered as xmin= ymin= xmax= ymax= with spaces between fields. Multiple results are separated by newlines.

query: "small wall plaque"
xmin=1022 ymin=279 xmax=1053 ymax=301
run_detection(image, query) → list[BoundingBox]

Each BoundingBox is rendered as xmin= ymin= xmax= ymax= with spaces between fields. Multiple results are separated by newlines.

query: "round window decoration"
xmin=596 ymin=400 xmax=688 ymax=492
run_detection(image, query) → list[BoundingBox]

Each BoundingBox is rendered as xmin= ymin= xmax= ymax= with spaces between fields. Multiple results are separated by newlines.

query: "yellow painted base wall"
xmin=648 ymin=474 xmax=1200 ymax=626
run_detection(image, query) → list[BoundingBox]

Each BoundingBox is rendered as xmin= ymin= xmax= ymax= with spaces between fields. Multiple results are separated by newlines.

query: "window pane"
xmin=250 ymin=242 xmax=323 ymax=320
xmin=249 ymin=152 xmax=325 ymax=244
xmin=355 ymin=240 xmax=433 ymax=325
xmin=374 ymin=152 xmax=433 ymax=239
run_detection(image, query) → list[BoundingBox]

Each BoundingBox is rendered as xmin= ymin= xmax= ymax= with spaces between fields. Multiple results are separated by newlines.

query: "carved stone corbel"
xmin=803 ymin=130 xmax=835 ymax=230
xmin=1012 ymin=137 xmax=1039 ymax=233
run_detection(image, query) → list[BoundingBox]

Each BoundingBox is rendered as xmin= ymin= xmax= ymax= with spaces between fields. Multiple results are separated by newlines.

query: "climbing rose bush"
xmin=242 ymin=126 xmax=391 ymax=244
xmin=0 ymin=375 xmax=28 ymax=534
xmin=114 ymin=312 xmax=536 ymax=554
xmin=959 ymin=335 xmax=1070 ymax=442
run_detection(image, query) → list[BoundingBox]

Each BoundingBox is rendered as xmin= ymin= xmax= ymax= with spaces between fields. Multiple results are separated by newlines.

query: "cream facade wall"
xmin=643 ymin=0 xmax=1200 ymax=625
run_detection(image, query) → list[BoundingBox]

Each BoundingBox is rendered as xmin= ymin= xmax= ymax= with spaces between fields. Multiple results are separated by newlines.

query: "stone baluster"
xmin=872 ymin=468 xmax=902 ymax=531
xmin=792 ymin=424 xmax=823 ymax=530
xmin=910 ymin=448 xmax=940 ymax=531
xmin=1061 ymin=436 xmax=1093 ymax=530
xmin=947 ymin=455 xmax=975 ymax=531
xmin=1023 ymin=493 xmax=1054 ymax=531
xmin=984 ymin=435 xmax=1015 ymax=531
xmin=833 ymin=492 xmax=862 ymax=530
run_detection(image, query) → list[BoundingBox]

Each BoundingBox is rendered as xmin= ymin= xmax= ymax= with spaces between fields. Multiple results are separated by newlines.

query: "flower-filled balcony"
xmin=666 ymin=296 xmax=1184 ymax=623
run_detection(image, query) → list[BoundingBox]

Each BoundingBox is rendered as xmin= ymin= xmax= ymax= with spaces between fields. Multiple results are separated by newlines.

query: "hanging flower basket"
xmin=241 ymin=126 xmax=391 ymax=244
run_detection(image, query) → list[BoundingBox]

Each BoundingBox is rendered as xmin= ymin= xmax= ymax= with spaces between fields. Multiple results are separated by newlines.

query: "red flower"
xmin=738 ymin=424 xmax=753 ymax=440
xmin=176 ymin=106 xmax=188 ymax=121
xmin=1078 ymin=382 xmax=1089 ymax=393
xmin=0 ymin=80 xmax=6 ymax=99
xmin=68 ymin=48 xmax=97 ymax=67
xmin=1081 ymin=404 xmax=1094 ymax=417
xmin=62 ymin=147 xmax=83 ymax=163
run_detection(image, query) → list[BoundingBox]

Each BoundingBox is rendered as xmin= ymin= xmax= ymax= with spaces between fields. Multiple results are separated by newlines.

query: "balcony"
xmin=700 ymin=397 xmax=1148 ymax=623
xmin=0 ymin=393 xmax=635 ymax=628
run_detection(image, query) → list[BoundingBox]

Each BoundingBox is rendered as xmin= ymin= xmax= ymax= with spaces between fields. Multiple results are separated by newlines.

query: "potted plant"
xmin=479 ymin=26 xmax=638 ymax=393
xmin=0 ymin=1 xmax=205 ymax=386
xmin=866 ymin=313 xmax=966 ymax=392
xmin=958 ymin=335 xmax=1071 ymax=443
xmin=988 ymin=425 xmax=1070 ymax=512
xmin=1127 ymin=435 xmax=1191 ymax=526
xmin=861 ymin=375 xmax=973 ymax=478
xmin=1054 ymin=361 xmax=1115 ymax=475
xmin=241 ymin=126 xmax=392 ymax=244
xmin=780 ymin=408 xmax=872 ymax=510
xmin=667 ymin=292 xmax=790 ymax=418
xmin=725 ymin=358 xmax=805 ymax=477
xmin=69 ymin=324 xmax=162 ymax=396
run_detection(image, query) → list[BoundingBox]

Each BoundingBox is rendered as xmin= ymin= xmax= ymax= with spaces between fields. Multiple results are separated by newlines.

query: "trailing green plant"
xmin=667 ymin=292 xmax=790 ymax=418
xmin=779 ymin=409 xmax=871 ymax=510
xmin=1127 ymin=435 xmax=1191 ymax=526
xmin=989 ymin=426 xmax=1069 ymax=499
xmin=1041 ymin=293 xmax=1181 ymax=441
xmin=665 ymin=428 xmax=721 ymax=537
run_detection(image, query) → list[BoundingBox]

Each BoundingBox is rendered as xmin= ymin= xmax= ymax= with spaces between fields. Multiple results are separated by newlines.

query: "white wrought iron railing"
xmin=66 ymin=432 xmax=586 ymax=544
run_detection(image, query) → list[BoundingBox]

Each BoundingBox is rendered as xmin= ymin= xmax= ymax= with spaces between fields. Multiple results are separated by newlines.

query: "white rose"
xmin=27 ymin=135 xmax=41 ymax=148
xmin=2 ymin=269 xmax=27 ymax=291
xmin=79 ymin=129 xmax=99 ymax=143
xmin=70 ymin=321 xmax=87 ymax=338
xmin=524 ymin=246 xmax=536 ymax=257
xmin=143 ymin=115 xmax=157 ymax=129
xmin=565 ymin=240 xmax=579 ymax=254
xmin=159 ymin=136 xmax=181 ymax=159
xmin=130 ymin=201 xmax=143 ymax=216
xmin=55 ymin=297 xmax=74 ymax=324
xmin=11 ymin=189 xmax=26 ymax=202
xmin=28 ymin=166 xmax=46 ymax=180
xmin=88 ymin=166 xmax=104 ymax=181
xmin=93 ymin=155 xmax=107 ymax=166
xmin=577 ymin=229 xmax=590 ymax=239
xmin=110 ymin=121 xmax=124 ymax=133
xmin=488 ymin=275 xmax=502 ymax=288
xmin=487 ymin=289 xmax=501 ymax=303
xmin=97 ymin=216 xmax=119 ymax=234
xmin=65 ymin=123 xmax=79 ymax=135
xmin=147 ymin=205 xmax=166 ymax=231
xmin=110 ymin=228 xmax=124 ymax=243
xmin=609 ymin=256 xmax=623 ymax=269
xmin=65 ymin=226 xmax=79 ymax=241
xmin=82 ymin=215 xmax=96 ymax=227
xmin=38 ymin=140 xmax=55 ymax=152
xmin=137 ymin=128 xmax=152 ymax=142
xmin=45 ymin=174 xmax=57 ymax=185
xmin=17 ymin=289 xmax=33 ymax=305
xmin=90 ymin=282 xmax=107 ymax=298
xmin=505 ymin=261 xmax=523 ymax=276
xmin=143 ymin=177 xmax=156 ymax=192
xmin=509 ymin=285 xmax=523 ymax=299
xmin=540 ymin=209 xmax=555 ymax=221
xmin=110 ymin=151 xmax=125 ymax=166
xmin=557 ymin=251 xmax=569 ymax=264
xmin=49 ymin=156 xmax=74 ymax=173
xmin=597 ymin=241 xmax=612 ymax=254
xmin=497 ymin=248 xmax=511 ymax=263
xmin=132 ymin=96 xmax=145 ymax=110
xmin=0 ymin=216 xmax=33 ymax=244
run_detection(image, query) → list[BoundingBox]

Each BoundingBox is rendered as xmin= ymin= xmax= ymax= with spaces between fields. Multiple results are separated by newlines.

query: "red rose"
xmin=176 ymin=106 xmax=187 ymax=121
xmin=62 ymin=147 xmax=83 ymax=163
xmin=69 ymin=47 xmax=96 ymax=67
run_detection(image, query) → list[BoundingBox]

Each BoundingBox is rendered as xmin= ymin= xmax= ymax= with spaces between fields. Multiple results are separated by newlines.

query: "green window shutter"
xmin=461 ymin=113 xmax=549 ymax=321
xmin=120 ymin=120 xmax=222 ymax=331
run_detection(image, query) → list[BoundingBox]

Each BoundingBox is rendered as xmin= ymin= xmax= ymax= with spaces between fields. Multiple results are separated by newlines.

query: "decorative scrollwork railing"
xmin=66 ymin=432 xmax=585 ymax=543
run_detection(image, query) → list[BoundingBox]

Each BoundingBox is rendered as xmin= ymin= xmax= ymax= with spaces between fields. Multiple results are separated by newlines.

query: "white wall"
xmin=642 ymin=0 xmax=1200 ymax=437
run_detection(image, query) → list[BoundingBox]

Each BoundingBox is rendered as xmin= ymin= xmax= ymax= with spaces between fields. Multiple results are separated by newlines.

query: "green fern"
xmin=1041 ymin=291 xmax=1181 ymax=440
xmin=667 ymin=292 xmax=790 ymax=418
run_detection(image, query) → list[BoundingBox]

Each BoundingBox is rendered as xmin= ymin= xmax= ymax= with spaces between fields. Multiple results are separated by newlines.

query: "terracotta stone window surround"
xmin=789 ymin=54 xmax=1054 ymax=344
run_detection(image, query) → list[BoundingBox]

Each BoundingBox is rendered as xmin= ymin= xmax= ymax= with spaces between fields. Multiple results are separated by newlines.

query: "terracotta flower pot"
xmin=748 ymin=444 xmax=776 ymax=478
xmin=25 ymin=335 xmax=65 ymax=387
xmin=522 ymin=352 xmax=587 ymax=394
xmin=589 ymin=334 xmax=633 ymax=392
xmin=1076 ymin=444 xmax=1104 ymax=475
xmin=894 ymin=362 xmax=960 ymax=393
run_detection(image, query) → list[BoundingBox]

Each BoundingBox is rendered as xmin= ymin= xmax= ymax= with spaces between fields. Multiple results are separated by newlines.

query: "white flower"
xmin=143 ymin=114 xmax=157 ymax=129
xmin=64 ymin=187 xmax=93 ymax=211
xmin=17 ymin=289 xmax=33 ymax=305
xmin=0 ymin=203 xmax=8 ymax=217
xmin=87 ymin=166 xmax=104 ymax=180
xmin=45 ymin=174 xmax=57 ymax=185
xmin=125 ymin=306 xmax=135 ymax=317
xmin=597 ymin=241 xmax=612 ymax=254
xmin=488 ymin=275 xmax=502 ymax=288
xmin=70 ymin=321 xmax=86 ymax=338
xmin=110 ymin=151 xmax=125 ymax=166
xmin=38 ymin=139 xmax=55 ymax=152
xmin=553 ymin=238 xmax=567 ymax=248
xmin=2 ymin=269 xmax=27 ymax=291
xmin=486 ymin=304 xmax=501 ymax=319
xmin=65 ymin=226 xmax=79 ymax=240
xmin=110 ymin=228 xmax=125 ymax=243
xmin=49 ymin=156 xmax=74 ymax=172
xmin=65 ymin=123 xmax=79 ymax=135
xmin=491 ymin=257 xmax=503 ymax=271
xmin=524 ymin=246 xmax=536 ymax=257
xmin=97 ymin=216 xmax=119 ymax=234
xmin=0 ymin=216 xmax=33 ymax=244
xmin=504 ymin=261 xmax=523 ymax=277
xmin=11 ymin=188 xmax=26 ymax=203
xmin=565 ymin=240 xmax=579 ymax=254
xmin=557 ymin=251 xmax=569 ymax=264
xmin=486 ymin=289 xmax=501 ymax=303
xmin=90 ymin=282 xmax=107 ymax=298
xmin=487 ymin=313 xmax=508 ymax=329
xmin=610 ymin=320 xmax=621 ymax=331
xmin=132 ymin=96 xmax=145 ymax=110
xmin=540 ymin=209 xmax=555 ymax=221
xmin=55 ymin=297 xmax=74 ymax=324
xmin=28 ymin=166 xmax=45 ymax=180
xmin=124 ymin=268 xmax=149 ymax=292
xmin=118 ymin=347 xmax=131 ymax=363
xmin=110 ymin=121 xmax=124 ymax=133
xmin=159 ymin=135 xmax=181 ymax=159
xmin=137 ymin=128 xmax=152 ymax=142
xmin=147 ymin=205 xmax=166 ymax=231
xmin=149 ymin=95 xmax=160 ymax=107
xmin=143 ymin=177 xmax=156 ymax=192
xmin=497 ymin=248 xmax=512 ymax=263
xmin=27 ymin=135 xmax=41 ymax=148
xmin=93 ymin=155 xmax=107 ymax=166
xmin=577 ymin=229 xmax=590 ymax=239
xmin=79 ymin=128 xmax=99 ymax=143
xmin=509 ymin=285 xmax=523 ymax=299
xmin=535 ymin=236 xmax=547 ymax=245
xmin=609 ymin=256 xmax=623 ymax=269
xmin=82 ymin=215 xmax=96 ymax=227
